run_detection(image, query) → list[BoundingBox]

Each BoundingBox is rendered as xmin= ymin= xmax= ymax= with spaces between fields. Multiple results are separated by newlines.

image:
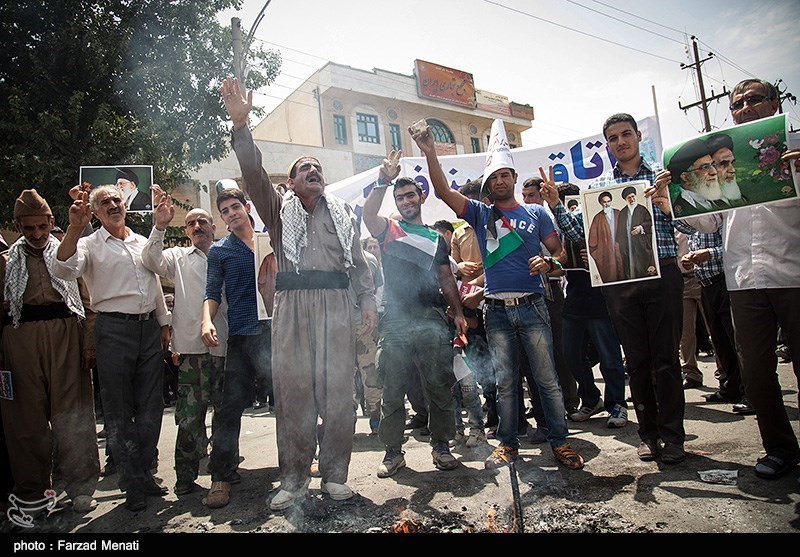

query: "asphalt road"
xmin=2 ymin=355 xmax=798 ymax=541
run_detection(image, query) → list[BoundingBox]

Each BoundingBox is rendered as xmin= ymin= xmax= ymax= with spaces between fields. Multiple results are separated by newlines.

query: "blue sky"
xmin=219 ymin=0 xmax=800 ymax=149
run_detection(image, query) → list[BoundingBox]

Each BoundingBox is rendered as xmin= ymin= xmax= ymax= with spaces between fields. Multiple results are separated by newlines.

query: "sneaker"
xmin=662 ymin=443 xmax=686 ymax=464
xmin=72 ymin=495 xmax=97 ymax=513
xmin=174 ymin=480 xmax=202 ymax=495
xmin=484 ymin=445 xmax=518 ymax=469
xmin=448 ymin=430 xmax=465 ymax=448
xmin=405 ymin=415 xmax=427 ymax=429
xmin=465 ymin=428 xmax=486 ymax=448
xmin=754 ymin=454 xmax=800 ymax=479
xmin=569 ymin=399 xmax=604 ymax=422
xmin=269 ymin=478 xmax=311 ymax=511
xmin=553 ymin=444 xmax=585 ymax=470
xmin=732 ymin=398 xmax=756 ymax=415
xmin=637 ymin=439 xmax=662 ymax=461
xmin=527 ymin=426 xmax=550 ymax=444
xmin=431 ymin=443 xmax=458 ymax=471
xmin=606 ymin=404 xmax=628 ymax=428
xmin=377 ymin=450 xmax=406 ymax=478
xmin=205 ymin=481 xmax=231 ymax=508
xmin=320 ymin=481 xmax=354 ymax=501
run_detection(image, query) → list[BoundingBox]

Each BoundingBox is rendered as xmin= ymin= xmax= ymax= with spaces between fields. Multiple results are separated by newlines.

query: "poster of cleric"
xmin=663 ymin=114 xmax=797 ymax=218
xmin=78 ymin=165 xmax=154 ymax=212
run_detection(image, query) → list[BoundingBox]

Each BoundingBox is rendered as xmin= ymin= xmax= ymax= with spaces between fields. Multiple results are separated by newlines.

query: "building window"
xmin=390 ymin=124 xmax=402 ymax=151
xmin=357 ymin=113 xmax=380 ymax=144
xmin=471 ymin=137 xmax=481 ymax=153
xmin=334 ymin=114 xmax=347 ymax=145
xmin=427 ymin=119 xmax=455 ymax=144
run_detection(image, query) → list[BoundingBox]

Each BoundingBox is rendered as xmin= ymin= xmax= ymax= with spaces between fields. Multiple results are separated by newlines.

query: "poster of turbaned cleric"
xmin=79 ymin=165 xmax=154 ymax=212
xmin=580 ymin=181 xmax=660 ymax=287
xmin=663 ymin=114 xmax=797 ymax=218
xmin=562 ymin=195 xmax=588 ymax=271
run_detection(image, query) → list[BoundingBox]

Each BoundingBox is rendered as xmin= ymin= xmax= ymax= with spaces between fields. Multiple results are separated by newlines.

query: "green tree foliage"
xmin=0 ymin=0 xmax=280 ymax=232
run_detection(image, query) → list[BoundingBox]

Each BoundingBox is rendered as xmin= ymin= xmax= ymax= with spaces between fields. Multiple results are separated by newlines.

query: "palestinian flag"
xmin=485 ymin=206 xmax=523 ymax=268
xmin=383 ymin=219 xmax=440 ymax=270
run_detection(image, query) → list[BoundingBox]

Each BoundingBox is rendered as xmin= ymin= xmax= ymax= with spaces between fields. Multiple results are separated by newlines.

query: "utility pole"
xmin=678 ymin=36 xmax=728 ymax=132
xmin=231 ymin=1 xmax=272 ymax=84
xmin=232 ymin=17 xmax=244 ymax=83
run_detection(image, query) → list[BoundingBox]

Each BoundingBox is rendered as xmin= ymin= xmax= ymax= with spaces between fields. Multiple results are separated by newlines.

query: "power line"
xmin=588 ymin=0 xmax=687 ymax=35
xmin=481 ymin=0 xmax=683 ymax=64
xmin=565 ymin=0 xmax=684 ymax=44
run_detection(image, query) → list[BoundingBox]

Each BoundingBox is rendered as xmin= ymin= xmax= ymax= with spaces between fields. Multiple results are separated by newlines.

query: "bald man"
xmin=141 ymin=186 xmax=229 ymax=496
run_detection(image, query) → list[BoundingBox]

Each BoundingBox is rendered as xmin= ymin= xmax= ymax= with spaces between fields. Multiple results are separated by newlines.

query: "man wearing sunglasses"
xmin=678 ymin=78 xmax=800 ymax=481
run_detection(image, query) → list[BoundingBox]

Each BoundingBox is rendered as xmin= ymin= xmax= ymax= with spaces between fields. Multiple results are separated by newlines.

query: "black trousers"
xmin=210 ymin=323 xmax=272 ymax=482
xmin=603 ymin=261 xmax=685 ymax=445
xmin=699 ymin=276 xmax=742 ymax=400
xmin=95 ymin=314 xmax=163 ymax=492
xmin=729 ymin=288 xmax=800 ymax=460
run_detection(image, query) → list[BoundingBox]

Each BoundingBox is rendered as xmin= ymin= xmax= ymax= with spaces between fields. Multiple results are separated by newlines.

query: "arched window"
xmin=426 ymin=119 xmax=455 ymax=144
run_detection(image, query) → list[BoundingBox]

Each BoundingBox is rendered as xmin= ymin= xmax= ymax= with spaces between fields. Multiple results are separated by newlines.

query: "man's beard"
xmin=720 ymin=178 xmax=742 ymax=202
xmin=687 ymin=173 xmax=723 ymax=201
xmin=602 ymin=206 xmax=614 ymax=215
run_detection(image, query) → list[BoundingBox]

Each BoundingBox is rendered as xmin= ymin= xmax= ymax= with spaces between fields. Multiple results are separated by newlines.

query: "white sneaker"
xmin=320 ymin=481 xmax=354 ymax=501
xmin=606 ymin=404 xmax=628 ymax=428
xmin=569 ymin=399 xmax=604 ymax=422
xmin=465 ymin=428 xmax=486 ymax=448
xmin=268 ymin=478 xmax=311 ymax=511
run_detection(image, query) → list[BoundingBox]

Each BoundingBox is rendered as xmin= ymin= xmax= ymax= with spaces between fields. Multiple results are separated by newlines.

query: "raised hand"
xmin=69 ymin=182 xmax=92 ymax=201
xmin=408 ymin=122 xmax=435 ymax=155
xmin=379 ymin=150 xmax=402 ymax=183
xmin=537 ymin=166 xmax=561 ymax=209
xmin=645 ymin=169 xmax=673 ymax=198
xmin=220 ymin=76 xmax=253 ymax=130
xmin=151 ymin=184 xmax=174 ymax=231
xmin=68 ymin=191 xmax=93 ymax=229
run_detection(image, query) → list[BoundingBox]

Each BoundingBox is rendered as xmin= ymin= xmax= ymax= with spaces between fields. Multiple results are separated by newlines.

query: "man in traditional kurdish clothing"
xmin=220 ymin=77 xmax=377 ymax=511
xmin=1 ymin=189 xmax=99 ymax=515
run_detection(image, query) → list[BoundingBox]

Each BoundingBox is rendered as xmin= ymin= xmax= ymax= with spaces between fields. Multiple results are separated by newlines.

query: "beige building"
xmin=251 ymin=60 xmax=534 ymax=177
xmin=172 ymin=59 xmax=534 ymax=236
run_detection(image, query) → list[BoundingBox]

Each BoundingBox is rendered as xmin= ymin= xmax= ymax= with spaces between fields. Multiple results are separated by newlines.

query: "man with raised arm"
xmin=410 ymin=119 xmax=584 ymax=471
xmin=141 ymin=187 xmax=228 ymax=497
xmin=362 ymin=154 xmax=467 ymax=478
xmin=53 ymin=185 xmax=171 ymax=511
xmin=220 ymin=77 xmax=377 ymax=511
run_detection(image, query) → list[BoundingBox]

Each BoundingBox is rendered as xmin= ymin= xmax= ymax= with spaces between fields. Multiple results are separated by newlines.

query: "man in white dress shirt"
xmin=54 ymin=185 xmax=171 ymax=511
xmin=141 ymin=186 xmax=229 ymax=496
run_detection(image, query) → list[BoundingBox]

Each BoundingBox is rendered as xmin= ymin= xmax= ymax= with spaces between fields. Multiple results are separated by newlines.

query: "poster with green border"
xmin=663 ymin=114 xmax=797 ymax=219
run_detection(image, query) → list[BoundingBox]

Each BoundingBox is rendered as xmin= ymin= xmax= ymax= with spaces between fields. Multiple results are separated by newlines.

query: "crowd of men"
xmin=0 ymin=76 xmax=798 ymax=521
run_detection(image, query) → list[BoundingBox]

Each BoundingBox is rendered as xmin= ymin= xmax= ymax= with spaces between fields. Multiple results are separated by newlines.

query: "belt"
xmin=484 ymin=293 xmax=541 ymax=308
xmin=18 ymin=302 xmax=74 ymax=323
xmin=101 ymin=310 xmax=156 ymax=321
xmin=276 ymin=270 xmax=349 ymax=291
xmin=699 ymin=273 xmax=725 ymax=288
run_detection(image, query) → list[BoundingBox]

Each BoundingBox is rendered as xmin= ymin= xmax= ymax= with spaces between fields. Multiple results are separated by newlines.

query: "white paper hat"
xmin=480 ymin=119 xmax=515 ymax=197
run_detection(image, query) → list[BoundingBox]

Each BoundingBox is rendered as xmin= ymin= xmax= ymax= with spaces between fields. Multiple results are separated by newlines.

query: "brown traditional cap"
xmin=13 ymin=189 xmax=52 ymax=219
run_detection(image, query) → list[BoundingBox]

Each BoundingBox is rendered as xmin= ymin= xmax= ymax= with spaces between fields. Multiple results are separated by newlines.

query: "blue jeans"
xmin=562 ymin=315 xmax=627 ymax=410
xmin=483 ymin=297 xmax=568 ymax=449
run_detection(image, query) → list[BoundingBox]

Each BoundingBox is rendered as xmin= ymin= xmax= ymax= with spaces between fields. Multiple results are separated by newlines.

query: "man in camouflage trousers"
xmin=142 ymin=186 xmax=229 ymax=495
